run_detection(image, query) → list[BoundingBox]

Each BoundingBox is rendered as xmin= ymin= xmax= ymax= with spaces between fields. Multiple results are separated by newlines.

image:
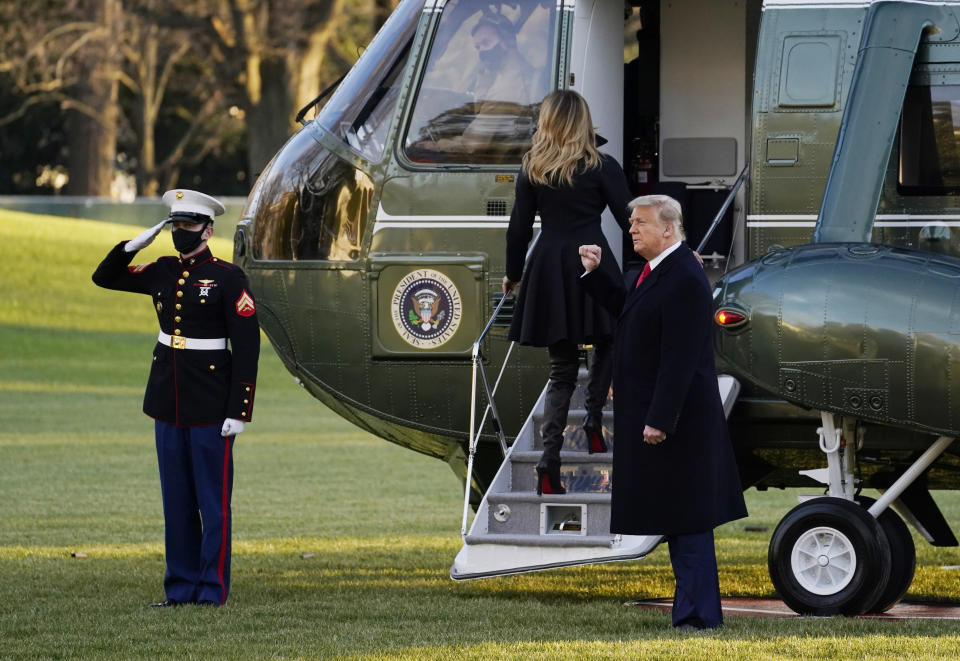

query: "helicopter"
xmin=233 ymin=0 xmax=960 ymax=616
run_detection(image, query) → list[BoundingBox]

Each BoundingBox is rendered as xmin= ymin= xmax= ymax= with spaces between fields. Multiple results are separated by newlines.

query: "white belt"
xmin=158 ymin=331 xmax=227 ymax=350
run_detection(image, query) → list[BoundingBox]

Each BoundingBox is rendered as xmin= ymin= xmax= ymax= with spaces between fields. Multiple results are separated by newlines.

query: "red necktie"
xmin=635 ymin=263 xmax=651 ymax=289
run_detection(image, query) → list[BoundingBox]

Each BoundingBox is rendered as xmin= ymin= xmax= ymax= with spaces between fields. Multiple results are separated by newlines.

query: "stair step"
xmin=488 ymin=491 xmax=611 ymax=504
xmin=568 ymin=369 xmax=614 ymax=410
xmin=510 ymin=451 xmax=613 ymax=463
xmin=464 ymin=533 xmax=618 ymax=548
xmin=483 ymin=490 xmax=611 ymax=537
xmin=531 ymin=409 xmax=614 ymax=452
xmin=508 ymin=453 xmax=612 ymax=493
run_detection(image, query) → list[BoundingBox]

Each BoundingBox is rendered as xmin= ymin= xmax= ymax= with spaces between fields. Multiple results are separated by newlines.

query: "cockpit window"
xmin=314 ymin=0 xmax=422 ymax=160
xmin=251 ymin=128 xmax=374 ymax=262
xmin=900 ymin=85 xmax=960 ymax=195
xmin=403 ymin=0 xmax=557 ymax=165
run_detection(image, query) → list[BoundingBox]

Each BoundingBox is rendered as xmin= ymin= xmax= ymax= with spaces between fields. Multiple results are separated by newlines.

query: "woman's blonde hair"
xmin=522 ymin=90 xmax=600 ymax=187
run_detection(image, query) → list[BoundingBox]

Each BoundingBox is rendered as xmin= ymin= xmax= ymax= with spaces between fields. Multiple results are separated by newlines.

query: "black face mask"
xmin=172 ymin=223 xmax=209 ymax=254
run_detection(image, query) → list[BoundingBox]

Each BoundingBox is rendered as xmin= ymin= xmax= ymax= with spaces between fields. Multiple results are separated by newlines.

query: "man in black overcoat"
xmin=578 ymin=194 xmax=747 ymax=630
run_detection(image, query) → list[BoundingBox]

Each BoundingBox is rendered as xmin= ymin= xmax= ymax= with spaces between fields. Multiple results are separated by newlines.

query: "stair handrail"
xmin=462 ymin=230 xmax=541 ymax=537
xmin=695 ymin=164 xmax=749 ymax=255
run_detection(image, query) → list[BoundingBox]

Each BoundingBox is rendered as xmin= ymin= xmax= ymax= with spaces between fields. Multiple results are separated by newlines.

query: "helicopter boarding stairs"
xmin=450 ymin=368 xmax=741 ymax=580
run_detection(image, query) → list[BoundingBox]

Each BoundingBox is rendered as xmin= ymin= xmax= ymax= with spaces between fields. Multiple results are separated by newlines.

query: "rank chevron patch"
xmin=235 ymin=289 xmax=256 ymax=317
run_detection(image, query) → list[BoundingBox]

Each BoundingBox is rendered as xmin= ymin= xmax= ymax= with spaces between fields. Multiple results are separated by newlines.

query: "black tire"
xmin=856 ymin=496 xmax=917 ymax=613
xmin=768 ymin=497 xmax=891 ymax=616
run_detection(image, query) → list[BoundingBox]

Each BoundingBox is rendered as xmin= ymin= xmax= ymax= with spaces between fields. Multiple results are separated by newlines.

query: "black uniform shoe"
xmin=148 ymin=598 xmax=181 ymax=608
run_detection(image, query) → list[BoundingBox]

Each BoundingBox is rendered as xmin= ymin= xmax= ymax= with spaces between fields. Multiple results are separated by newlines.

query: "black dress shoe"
xmin=148 ymin=598 xmax=180 ymax=608
xmin=673 ymin=622 xmax=718 ymax=632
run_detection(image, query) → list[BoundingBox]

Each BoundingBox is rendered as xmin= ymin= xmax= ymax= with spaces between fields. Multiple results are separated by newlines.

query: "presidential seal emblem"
xmin=391 ymin=269 xmax=462 ymax=348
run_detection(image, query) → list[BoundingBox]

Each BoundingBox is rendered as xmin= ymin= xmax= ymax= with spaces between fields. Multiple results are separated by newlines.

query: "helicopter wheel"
xmin=768 ymin=497 xmax=891 ymax=616
xmin=856 ymin=496 xmax=916 ymax=613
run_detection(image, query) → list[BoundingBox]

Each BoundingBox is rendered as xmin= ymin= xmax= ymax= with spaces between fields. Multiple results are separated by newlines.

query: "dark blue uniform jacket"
xmin=93 ymin=242 xmax=260 ymax=427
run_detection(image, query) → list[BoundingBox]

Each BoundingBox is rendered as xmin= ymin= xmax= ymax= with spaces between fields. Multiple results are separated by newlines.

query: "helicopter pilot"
xmin=92 ymin=189 xmax=260 ymax=608
xmin=420 ymin=14 xmax=538 ymax=156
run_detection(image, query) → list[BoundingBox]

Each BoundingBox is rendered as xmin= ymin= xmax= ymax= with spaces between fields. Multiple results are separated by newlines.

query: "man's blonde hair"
xmin=522 ymin=90 xmax=600 ymax=187
xmin=629 ymin=194 xmax=686 ymax=240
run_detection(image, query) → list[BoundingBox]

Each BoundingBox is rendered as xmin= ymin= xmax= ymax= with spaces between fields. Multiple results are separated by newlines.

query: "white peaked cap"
xmin=162 ymin=189 xmax=226 ymax=219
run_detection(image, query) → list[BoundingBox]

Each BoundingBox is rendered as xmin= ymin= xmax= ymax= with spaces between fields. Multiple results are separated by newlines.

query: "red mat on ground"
xmin=630 ymin=598 xmax=960 ymax=619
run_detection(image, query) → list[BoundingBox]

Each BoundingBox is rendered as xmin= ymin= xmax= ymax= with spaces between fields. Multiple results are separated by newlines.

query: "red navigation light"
xmin=715 ymin=309 xmax=746 ymax=327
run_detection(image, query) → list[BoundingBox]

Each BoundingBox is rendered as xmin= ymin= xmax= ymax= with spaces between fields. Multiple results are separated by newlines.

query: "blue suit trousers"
xmin=155 ymin=421 xmax=234 ymax=605
xmin=667 ymin=530 xmax=723 ymax=629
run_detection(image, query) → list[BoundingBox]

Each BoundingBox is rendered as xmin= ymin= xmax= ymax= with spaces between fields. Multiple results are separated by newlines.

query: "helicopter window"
xmin=251 ymin=128 xmax=374 ymax=262
xmin=343 ymin=45 xmax=411 ymax=161
xmin=899 ymin=85 xmax=960 ymax=195
xmin=314 ymin=0 xmax=421 ymax=157
xmin=403 ymin=0 xmax=556 ymax=165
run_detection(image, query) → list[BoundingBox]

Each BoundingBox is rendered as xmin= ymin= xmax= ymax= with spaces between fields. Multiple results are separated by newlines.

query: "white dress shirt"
xmin=646 ymin=240 xmax=683 ymax=272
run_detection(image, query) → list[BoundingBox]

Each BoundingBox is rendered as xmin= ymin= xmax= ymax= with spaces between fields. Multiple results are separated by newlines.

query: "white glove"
xmin=124 ymin=219 xmax=168 ymax=253
xmin=221 ymin=418 xmax=245 ymax=437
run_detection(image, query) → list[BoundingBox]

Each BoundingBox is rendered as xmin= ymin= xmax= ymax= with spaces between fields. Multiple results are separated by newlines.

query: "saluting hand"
xmin=643 ymin=425 xmax=665 ymax=445
xmin=579 ymin=244 xmax=601 ymax=273
xmin=124 ymin=219 xmax=168 ymax=253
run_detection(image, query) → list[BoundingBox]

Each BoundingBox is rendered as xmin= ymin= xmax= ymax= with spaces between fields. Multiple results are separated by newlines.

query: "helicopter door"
xmin=620 ymin=0 xmax=757 ymax=272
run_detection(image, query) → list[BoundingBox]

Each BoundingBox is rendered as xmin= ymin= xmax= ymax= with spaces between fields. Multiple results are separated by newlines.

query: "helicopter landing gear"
xmin=767 ymin=413 xmax=954 ymax=616
xmin=856 ymin=496 xmax=916 ymax=614
xmin=768 ymin=497 xmax=891 ymax=616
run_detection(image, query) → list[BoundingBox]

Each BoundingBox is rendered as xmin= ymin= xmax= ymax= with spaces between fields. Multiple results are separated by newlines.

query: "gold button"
xmin=213 ymin=257 xmax=218 ymax=262
xmin=157 ymin=292 xmax=162 ymax=296
xmin=174 ymin=329 xmax=181 ymax=336
xmin=182 ymin=271 xmax=189 ymax=278
xmin=178 ymin=278 xmax=185 ymax=285
xmin=176 ymin=291 xmax=183 ymax=298
xmin=153 ymin=356 xmax=157 ymax=361
xmin=190 ymin=258 xmax=195 ymax=264
xmin=174 ymin=316 xmax=181 ymax=322
xmin=200 ymin=299 xmax=206 ymax=304
xmin=243 ymin=399 xmax=248 ymax=404
xmin=241 ymin=411 xmax=246 ymax=416
xmin=175 ymin=303 xmax=181 ymax=310
xmin=209 ymin=365 xmax=215 ymax=370
xmin=245 ymin=387 xmax=250 ymax=392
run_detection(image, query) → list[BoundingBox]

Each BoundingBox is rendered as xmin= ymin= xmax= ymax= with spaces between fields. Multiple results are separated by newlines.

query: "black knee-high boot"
xmin=583 ymin=339 xmax=612 ymax=453
xmin=538 ymin=341 xmax=580 ymax=488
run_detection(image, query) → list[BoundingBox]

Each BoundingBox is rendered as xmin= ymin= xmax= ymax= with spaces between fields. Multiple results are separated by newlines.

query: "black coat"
xmin=581 ymin=243 xmax=747 ymax=535
xmin=506 ymin=154 xmax=631 ymax=346
xmin=93 ymin=243 xmax=260 ymax=427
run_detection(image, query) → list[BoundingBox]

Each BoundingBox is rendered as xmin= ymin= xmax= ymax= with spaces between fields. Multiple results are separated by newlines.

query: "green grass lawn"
xmin=1 ymin=209 xmax=959 ymax=660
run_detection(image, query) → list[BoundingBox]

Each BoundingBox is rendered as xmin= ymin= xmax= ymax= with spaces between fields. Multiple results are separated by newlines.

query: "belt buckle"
xmin=170 ymin=335 xmax=186 ymax=350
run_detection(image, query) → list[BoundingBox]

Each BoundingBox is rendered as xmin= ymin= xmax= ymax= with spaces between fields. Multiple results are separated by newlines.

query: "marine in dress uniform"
xmin=92 ymin=190 xmax=260 ymax=607
xmin=579 ymin=195 xmax=747 ymax=630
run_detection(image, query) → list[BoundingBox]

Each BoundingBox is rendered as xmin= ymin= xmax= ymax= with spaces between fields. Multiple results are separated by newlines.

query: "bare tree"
xmin=146 ymin=0 xmax=401 ymax=176
xmin=1 ymin=0 xmax=400 ymax=195
xmin=120 ymin=0 xmax=233 ymax=195
xmin=0 ymin=0 xmax=121 ymax=195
